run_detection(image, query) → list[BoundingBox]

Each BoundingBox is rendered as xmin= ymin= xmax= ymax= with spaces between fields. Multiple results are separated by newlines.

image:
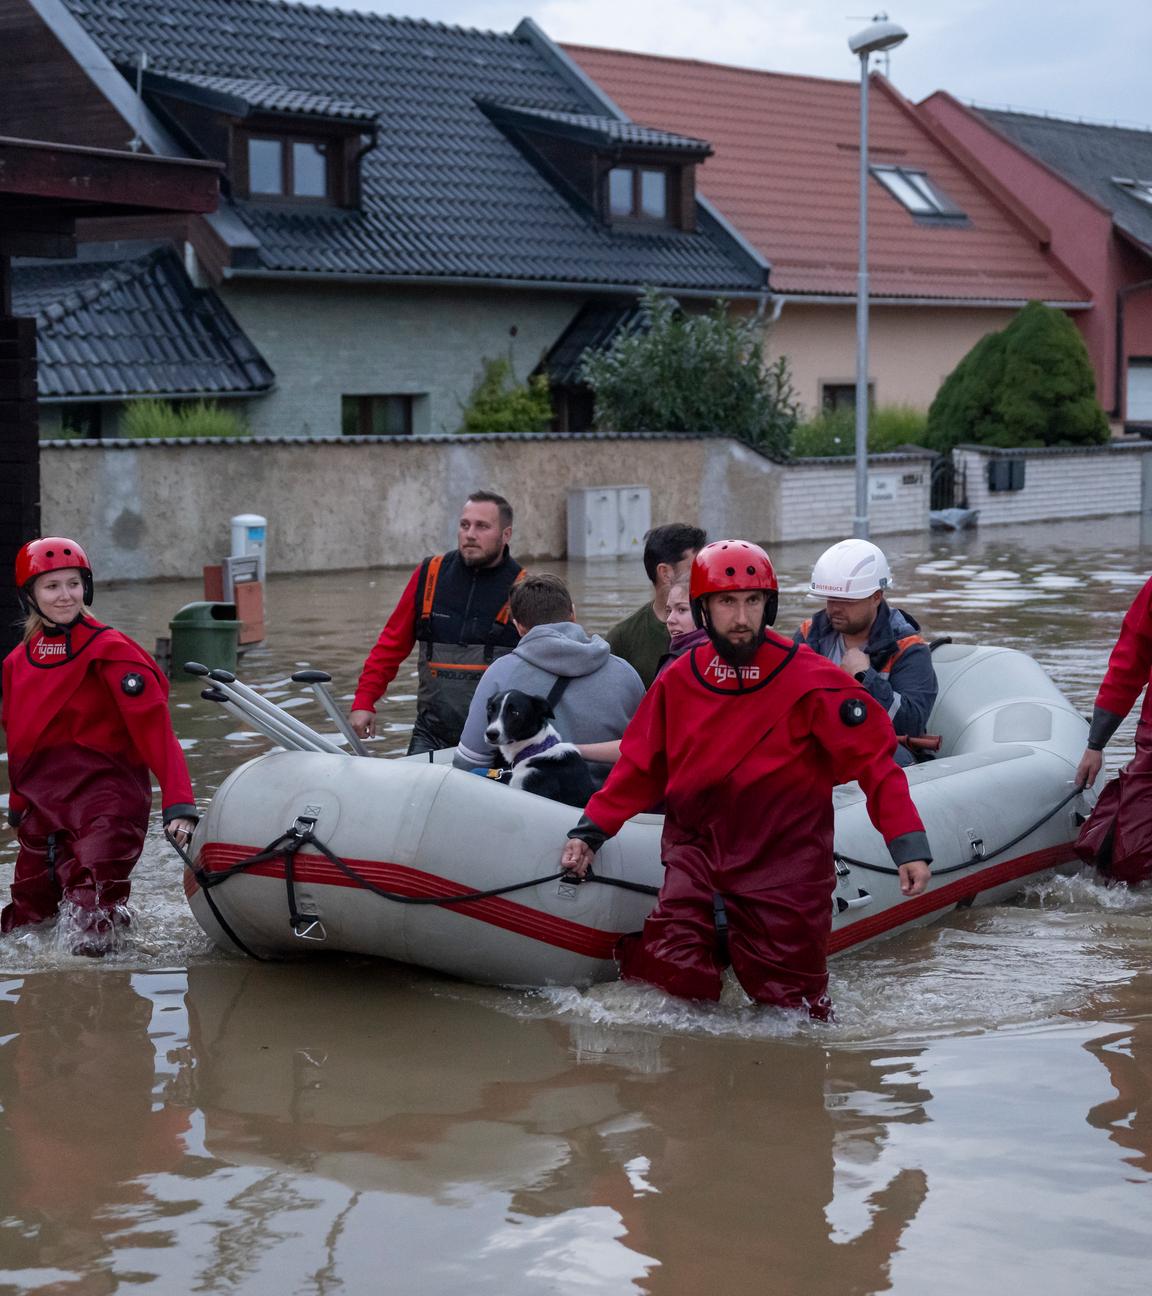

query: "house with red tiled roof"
xmin=918 ymin=93 xmax=1152 ymax=428
xmin=562 ymin=43 xmax=1092 ymax=417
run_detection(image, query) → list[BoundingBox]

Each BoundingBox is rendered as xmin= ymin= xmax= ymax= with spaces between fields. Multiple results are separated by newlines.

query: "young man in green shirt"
xmin=606 ymin=523 xmax=707 ymax=688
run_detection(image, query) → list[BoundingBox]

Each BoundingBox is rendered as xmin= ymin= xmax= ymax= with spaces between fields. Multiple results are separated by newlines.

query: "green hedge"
xmin=791 ymin=404 xmax=928 ymax=457
xmin=120 ymin=399 xmax=251 ymax=439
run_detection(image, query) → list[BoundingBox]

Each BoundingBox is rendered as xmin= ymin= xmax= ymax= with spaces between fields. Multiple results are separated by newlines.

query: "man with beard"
xmin=560 ymin=540 xmax=931 ymax=1018
xmin=350 ymin=491 xmax=522 ymax=754
xmin=796 ymin=538 xmax=937 ymax=765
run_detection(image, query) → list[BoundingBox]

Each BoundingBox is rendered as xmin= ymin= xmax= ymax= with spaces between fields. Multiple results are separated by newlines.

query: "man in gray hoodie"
xmin=453 ymin=573 xmax=644 ymax=770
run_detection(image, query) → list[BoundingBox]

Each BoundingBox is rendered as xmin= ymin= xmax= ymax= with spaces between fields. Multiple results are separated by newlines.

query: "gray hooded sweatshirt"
xmin=453 ymin=621 xmax=645 ymax=768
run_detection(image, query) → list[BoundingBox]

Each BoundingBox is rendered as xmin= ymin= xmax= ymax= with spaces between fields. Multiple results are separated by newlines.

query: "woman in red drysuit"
xmin=562 ymin=541 xmax=932 ymax=1018
xmin=1 ymin=538 xmax=197 ymax=954
xmin=1075 ymin=574 xmax=1152 ymax=883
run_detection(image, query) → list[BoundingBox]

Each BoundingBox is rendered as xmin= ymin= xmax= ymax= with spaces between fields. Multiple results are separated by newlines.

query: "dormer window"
xmin=872 ymin=165 xmax=967 ymax=223
xmin=609 ymin=166 xmax=670 ymax=223
xmin=245 ymin=134 xmax=331 ymax=200
xmin=136 ymin=69 xmax=378 ymax=209
xmin=477 ymin=100 xmax=711 ymax=234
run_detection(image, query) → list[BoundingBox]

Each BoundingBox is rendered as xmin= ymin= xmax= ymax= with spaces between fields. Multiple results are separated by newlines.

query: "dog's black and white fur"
xmin=484 ymin=689 xmax=595 ymax=809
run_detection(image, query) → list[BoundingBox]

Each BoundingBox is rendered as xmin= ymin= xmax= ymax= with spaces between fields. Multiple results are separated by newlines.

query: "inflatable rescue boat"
xmin=185 ymin=644 xmax=1095 ymax=987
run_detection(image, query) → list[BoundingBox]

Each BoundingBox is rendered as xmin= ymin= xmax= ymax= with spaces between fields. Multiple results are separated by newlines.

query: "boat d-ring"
xmin=293 ymin=918 xmax=328 ymax=941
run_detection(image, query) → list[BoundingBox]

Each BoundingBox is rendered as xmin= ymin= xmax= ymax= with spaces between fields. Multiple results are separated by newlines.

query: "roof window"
xmin=871 ymin=166 xmax=966 ymax=221
xmin=1114 ymin=177 xmax=1152 ymax=206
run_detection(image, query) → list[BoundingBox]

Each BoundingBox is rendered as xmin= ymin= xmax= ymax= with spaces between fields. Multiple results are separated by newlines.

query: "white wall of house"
xmin=218 ymin=280 xmax=586 ymax=438
xmin=772 ymin=303 xmax=1018 ymax=416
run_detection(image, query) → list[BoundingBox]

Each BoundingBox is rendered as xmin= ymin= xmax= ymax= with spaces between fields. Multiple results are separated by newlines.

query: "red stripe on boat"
xmin=196 ymin=842 xmax=621 ymax=960
xmin=194 ymin=839 xmax=1076 ymax=962
xmin=827 ymin=842 xmax=1077 ymax=954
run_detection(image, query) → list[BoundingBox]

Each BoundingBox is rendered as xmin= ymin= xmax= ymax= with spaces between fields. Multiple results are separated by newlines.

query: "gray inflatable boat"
xmin=185 ymin=644 xmax=1095 ymax=987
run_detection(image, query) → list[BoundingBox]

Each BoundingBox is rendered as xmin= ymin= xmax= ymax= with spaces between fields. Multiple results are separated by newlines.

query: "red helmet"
xmin=15 ymin=537 xmax=95 ymax=609
xmin=690 ymin=540 xmax=778 ymax=629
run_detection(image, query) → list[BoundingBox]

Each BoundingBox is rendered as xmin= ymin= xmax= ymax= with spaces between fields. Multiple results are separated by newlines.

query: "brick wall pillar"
xmin=0 ymin=312 xmax=40 ymax=659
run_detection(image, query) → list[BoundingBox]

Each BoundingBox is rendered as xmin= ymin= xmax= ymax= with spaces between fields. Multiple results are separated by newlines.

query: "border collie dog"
xmin=484 ymin=689 xmax=595 ymax=808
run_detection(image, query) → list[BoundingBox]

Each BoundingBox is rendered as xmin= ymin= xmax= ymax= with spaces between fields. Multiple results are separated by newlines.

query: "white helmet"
xmin=808 ymin=539 xmax=893 ymax=600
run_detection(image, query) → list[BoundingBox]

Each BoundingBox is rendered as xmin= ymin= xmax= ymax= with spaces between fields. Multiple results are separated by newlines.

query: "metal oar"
xmin=208 ymin=667 xmax=349 ymax=756
xmin=198 ymin=686 xmax=309 ymax=752
xmin=184 ymin=663 xmax=345 ymax=755
xmin=291 ymin=669 xmax=370 ymax=756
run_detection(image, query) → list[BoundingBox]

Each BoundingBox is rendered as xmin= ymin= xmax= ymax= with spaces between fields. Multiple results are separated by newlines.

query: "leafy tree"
xmin=579 ymin=289 xmax=798 ymax=459
xmin=926 ymin=302 xmax=1107 ymax=450
xmin=458 ymin=357 xmax=553 ymax=434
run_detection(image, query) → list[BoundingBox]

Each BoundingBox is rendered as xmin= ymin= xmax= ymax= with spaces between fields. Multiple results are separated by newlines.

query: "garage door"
xmin=1128 ymin=360 xmax=1152 ymax=421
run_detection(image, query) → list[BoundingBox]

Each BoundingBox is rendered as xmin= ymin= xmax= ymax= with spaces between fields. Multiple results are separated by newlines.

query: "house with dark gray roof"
xmin=4 ymin=0 xmax=766 ymax=436
xmin=16 ymin=243 xmax=274 ymax=437
xmin=920 ymin=92 xmax=1152 ymax=428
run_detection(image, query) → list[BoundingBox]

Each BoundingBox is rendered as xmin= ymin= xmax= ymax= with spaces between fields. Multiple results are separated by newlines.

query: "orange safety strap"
xmin=420 ymin=554 xmax=444 ymax=620
xmin=877 ymin=633 xmax=927 ymax=674
xmin=495 ymin=567 xmax=527 ymax=626
xmin=799 ymin=618 xmax=812 ymax=638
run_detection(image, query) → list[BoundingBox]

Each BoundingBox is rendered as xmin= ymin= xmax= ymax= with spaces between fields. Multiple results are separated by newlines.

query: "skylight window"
xmin=871 ymin=166 xmax=965 ymax=220
xmin=1114 ymin=177 xmax=1152 ymax=206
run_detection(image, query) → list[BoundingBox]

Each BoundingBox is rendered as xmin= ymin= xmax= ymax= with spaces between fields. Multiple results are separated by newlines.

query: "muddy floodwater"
xmin=1 ymin=516 xmax=1150 ymax=1295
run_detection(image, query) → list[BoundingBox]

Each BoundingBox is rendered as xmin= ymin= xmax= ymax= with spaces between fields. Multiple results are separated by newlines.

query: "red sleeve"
xmin=2 ymin=655 xmax=28 ymax=819
xmin=815 ymin=689 xmax=927 ymax=848
xmin=97 ymin=660 xmax=196 ymax=815
xmin=1095 ymin=576 xmax=1152 ymax=718
xmin=352 ymin=566 xmax=421 ymax=712
xmin=581 ymin=678 xmax=670 ymax=838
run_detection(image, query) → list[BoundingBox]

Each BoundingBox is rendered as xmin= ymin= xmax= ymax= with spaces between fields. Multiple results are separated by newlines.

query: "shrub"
xmin=791 ymin=404 xmax=928 ymax=457
xmin=579 ymin=288 xmax=798 ymax=459
xmin=926 ymin=302 xmax=1108 ymax=450
xmin=121 ymin=399 xmax=251 ymax=439
xmin=458 ymin=357 xmax=553 ymax=434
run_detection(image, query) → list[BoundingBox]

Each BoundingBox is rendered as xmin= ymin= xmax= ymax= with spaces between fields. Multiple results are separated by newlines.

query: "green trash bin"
xmin=169 ymin=601 xmax=240 ymax=675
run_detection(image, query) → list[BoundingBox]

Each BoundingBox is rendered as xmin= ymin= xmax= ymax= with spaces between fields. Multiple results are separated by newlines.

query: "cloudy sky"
xmin=315 ymin=0 xmax=1152 ymax=127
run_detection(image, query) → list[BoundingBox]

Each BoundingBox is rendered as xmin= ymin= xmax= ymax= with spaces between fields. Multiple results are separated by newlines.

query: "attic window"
xmin=608 ymin=166 xmax=671 ymax=223
xmin=1114 ymin=177 xmax=1152 ymax=206
xmin=245 ymin=135 xmax=330 ymax=199
xmin=872 ymin=166 xmax=966 ymax=221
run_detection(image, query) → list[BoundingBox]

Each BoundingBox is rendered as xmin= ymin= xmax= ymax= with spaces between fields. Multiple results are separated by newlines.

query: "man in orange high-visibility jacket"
xmin=561 ymin=541 xmax=932 ymax=1019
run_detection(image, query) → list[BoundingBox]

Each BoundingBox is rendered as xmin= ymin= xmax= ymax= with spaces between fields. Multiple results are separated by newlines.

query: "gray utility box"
xmin=567 ymin=486 xmax=652 ymax=559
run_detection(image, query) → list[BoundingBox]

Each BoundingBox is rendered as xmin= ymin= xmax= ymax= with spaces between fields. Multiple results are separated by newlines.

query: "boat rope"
xmin=834 ymin=787 xmax=1083 ymax=877
xmin=169 ymin=821 xmax=659 ymax=944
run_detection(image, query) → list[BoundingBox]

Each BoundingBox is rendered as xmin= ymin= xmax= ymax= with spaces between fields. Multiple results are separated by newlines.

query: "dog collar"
xmin=512 ymin=734 xmax=562 ymax=766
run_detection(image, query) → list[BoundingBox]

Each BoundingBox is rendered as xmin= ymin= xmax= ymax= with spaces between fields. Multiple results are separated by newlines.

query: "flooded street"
xmin=1 ymin=516 xmax=1151 ymax=1294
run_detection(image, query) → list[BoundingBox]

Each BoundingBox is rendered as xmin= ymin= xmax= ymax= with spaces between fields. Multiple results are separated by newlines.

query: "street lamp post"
xmin=848 ymin=17 xmax=908 ymax=540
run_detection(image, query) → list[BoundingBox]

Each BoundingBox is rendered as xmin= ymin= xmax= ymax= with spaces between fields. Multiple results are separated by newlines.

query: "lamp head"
xmin=848 ymin=19 xmax=908 ymax=57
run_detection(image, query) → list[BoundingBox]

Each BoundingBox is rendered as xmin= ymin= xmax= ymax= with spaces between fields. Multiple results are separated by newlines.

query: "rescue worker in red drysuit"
xmin=561 ymin=541 xmax=932 ymax=1018
xmin=1074 ymin=573 xmax=1152 ymax=883
xmin=349 ymin=491 xmax=523 ymax=754
xmin=1 ymin=538 xmax=197 ymax=954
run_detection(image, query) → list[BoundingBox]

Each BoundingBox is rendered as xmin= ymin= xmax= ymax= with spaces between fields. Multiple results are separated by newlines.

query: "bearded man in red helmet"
xmin=561 ymin=540 xmax=932 ymax=1018
xmin=2 ymin=538 xmax=196 ymax=954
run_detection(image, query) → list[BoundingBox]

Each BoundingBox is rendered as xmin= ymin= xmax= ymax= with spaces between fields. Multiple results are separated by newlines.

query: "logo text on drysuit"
xmin=35 ymin=641 xmax=67 ymax=658
xmin=707 ymin=654 xmax=761 ymax=684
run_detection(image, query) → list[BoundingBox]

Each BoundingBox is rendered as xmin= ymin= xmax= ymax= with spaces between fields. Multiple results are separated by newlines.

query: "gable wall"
xmin=0 ymin=0 xmax=134 ymax=148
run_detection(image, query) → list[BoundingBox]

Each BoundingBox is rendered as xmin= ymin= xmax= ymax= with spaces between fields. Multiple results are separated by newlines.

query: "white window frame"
xmin=871 ymin=165 xmax=965 ymax=219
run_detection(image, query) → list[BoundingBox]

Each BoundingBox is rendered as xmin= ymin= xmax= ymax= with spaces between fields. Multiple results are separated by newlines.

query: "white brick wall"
xmin=778 ymin=458 xmax=931 ymax=540
xmin=955 ymin=444 xmax=1152 ymax=525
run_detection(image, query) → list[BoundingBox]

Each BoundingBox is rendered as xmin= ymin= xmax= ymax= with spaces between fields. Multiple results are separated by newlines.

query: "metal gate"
xmin=930 ymin=454 xmax=966 ymax=510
